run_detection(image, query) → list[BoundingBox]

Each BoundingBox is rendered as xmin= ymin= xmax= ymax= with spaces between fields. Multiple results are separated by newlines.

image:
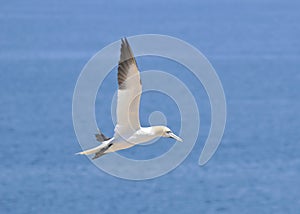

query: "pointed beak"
xmin=169 ymin=133 xmax=183 ymax=142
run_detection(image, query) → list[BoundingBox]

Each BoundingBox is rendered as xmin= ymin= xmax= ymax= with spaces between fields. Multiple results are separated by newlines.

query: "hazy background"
xmin=1 ymin=0 xmax=300 ymax=213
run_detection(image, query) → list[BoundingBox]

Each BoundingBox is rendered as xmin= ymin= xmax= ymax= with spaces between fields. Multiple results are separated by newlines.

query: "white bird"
xmin=77 ymin=38 xmax=183 ymax=159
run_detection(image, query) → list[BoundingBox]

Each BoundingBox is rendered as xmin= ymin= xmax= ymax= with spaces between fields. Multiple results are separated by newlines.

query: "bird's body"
xmin=77 ymin=38 xmax=183 ymax=159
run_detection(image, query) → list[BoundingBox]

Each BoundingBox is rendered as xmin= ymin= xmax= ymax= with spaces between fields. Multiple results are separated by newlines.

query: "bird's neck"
xmin=129 ymin=126 xmax=164 ymax=145
xmin=141 ymin=126 xmax=164 ymax=137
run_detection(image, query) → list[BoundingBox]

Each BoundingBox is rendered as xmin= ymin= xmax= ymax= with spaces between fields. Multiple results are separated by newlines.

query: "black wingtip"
xmin=121 ymin=37 xmax=127 ymax=44
xmin=95 ymin=129 xmax=110 ymax=142
xmin=121 ymin=37 xmax=132 ymax=48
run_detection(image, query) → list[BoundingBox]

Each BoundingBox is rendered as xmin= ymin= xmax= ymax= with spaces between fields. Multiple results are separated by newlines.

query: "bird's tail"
xmin=75 ymin=139 xmax=113 ymax=156
xmin=75 ymin=146 xmax=101 ymax=155
xmin=76 ymin=129 xmax=111 ymax=156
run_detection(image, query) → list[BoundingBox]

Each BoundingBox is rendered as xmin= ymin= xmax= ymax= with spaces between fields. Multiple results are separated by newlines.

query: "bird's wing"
xmin=114 ymin=38 xmax=142 ymax=138
xmin=95 ymin=128 xmax=111 ymax=142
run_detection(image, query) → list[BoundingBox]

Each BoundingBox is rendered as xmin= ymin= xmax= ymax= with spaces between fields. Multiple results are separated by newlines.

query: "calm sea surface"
xmin=1 ymin=0 xmax=300 ymax=213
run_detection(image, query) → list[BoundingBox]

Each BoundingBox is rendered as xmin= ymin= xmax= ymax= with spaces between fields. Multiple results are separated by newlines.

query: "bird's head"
xmin=153 ymin=126 xmax=183 ymax=142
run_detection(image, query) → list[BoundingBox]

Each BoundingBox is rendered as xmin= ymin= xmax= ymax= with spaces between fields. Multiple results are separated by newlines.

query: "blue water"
xmin=1 ymin=0 xmax=300 ymax=213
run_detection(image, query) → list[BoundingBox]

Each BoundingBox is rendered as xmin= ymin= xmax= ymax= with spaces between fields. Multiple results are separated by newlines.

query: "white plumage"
xmin=77 ymin=38 xmax=183 ymax=159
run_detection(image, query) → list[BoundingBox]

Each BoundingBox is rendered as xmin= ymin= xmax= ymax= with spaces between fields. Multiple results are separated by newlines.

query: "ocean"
xmin=1 ymin=0 xmax=300 ymax=213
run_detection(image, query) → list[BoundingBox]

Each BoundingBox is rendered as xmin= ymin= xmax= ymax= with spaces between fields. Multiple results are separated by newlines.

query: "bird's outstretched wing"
xmin=95 ymin=128 xmax=110 ymax=142
xmin=114 ymin=38 xmax=142 ymax=137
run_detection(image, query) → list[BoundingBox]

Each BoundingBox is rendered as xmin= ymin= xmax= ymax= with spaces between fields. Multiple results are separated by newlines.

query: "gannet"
xmin=77 ymin=38 xmax=183 ymax=159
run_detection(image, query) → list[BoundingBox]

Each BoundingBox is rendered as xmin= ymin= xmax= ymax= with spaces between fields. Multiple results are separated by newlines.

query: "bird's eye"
xmin=166 ymin=131 xmax=171 ymax=134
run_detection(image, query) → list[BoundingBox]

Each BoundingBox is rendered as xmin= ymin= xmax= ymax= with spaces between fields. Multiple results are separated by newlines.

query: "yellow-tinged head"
xmin=151 ymin=126 xmax=183 ymax=142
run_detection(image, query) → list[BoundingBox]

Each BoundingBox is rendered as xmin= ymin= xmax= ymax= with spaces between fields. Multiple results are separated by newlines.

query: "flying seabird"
xmin=76 ymin=38 xmax=183 ymax=159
